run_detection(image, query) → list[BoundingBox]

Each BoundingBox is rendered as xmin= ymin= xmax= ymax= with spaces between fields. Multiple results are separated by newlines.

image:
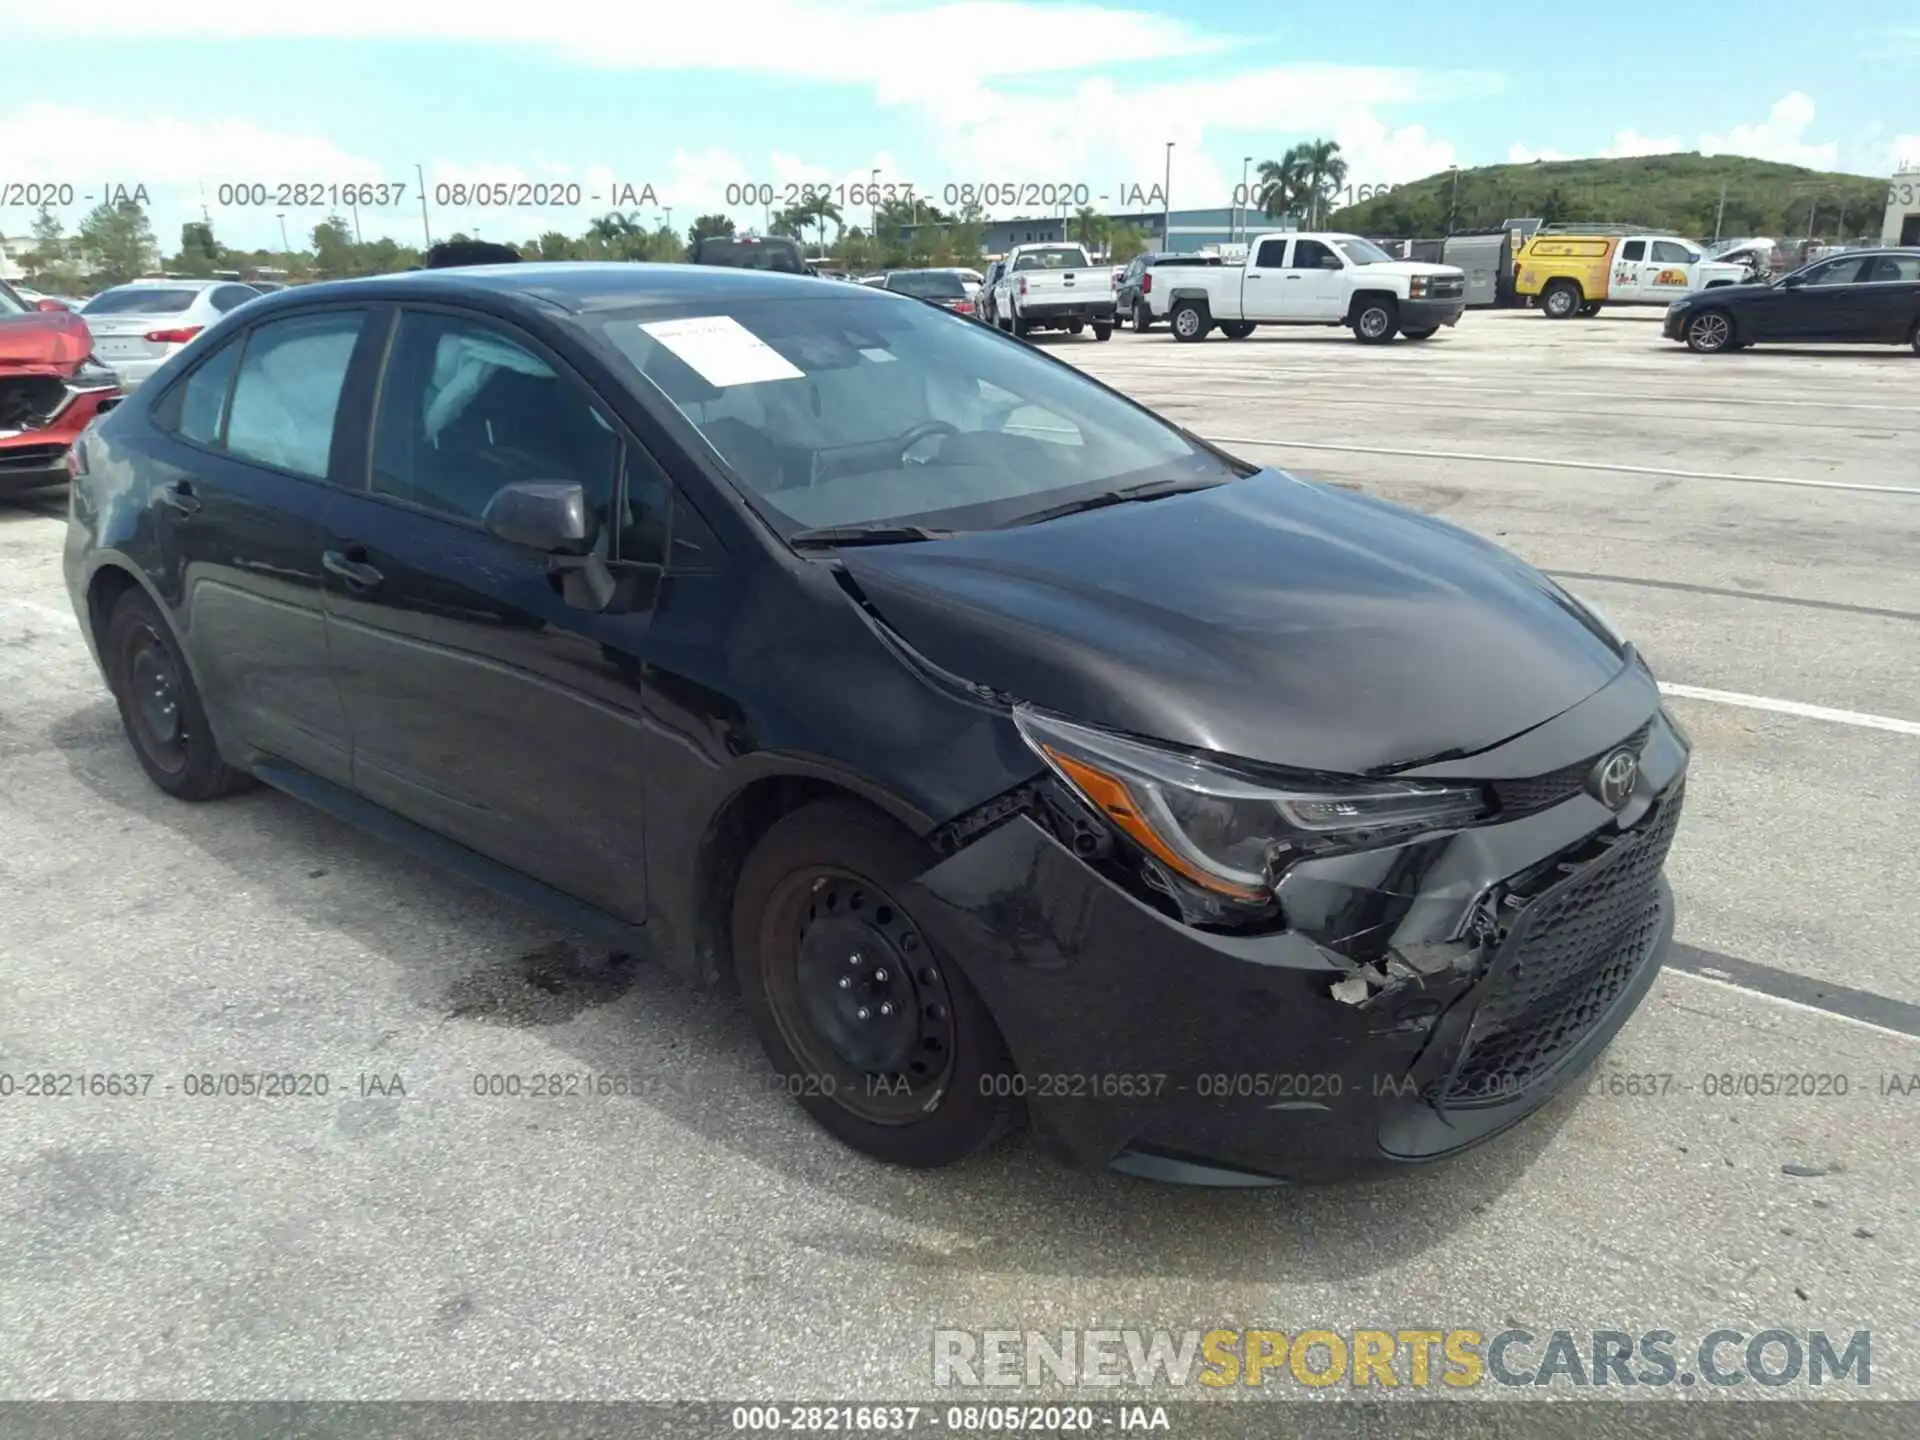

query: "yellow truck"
xmin=1515 ymin=232 xmax=1748 ymax=318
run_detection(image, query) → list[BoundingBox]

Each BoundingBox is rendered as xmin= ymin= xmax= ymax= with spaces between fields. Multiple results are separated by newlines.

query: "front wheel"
xmin=1910 ymin=320 xmax=1919 ymax=356
xmin=1219 ymin=321 xmax=1255 ymax=340
xmin=1170 ymin=301 xmax=1212 ymax=342
xmin=105 ymin=587 xmax=254 ymax=801
xmin=1577 ymin=302 xmax=1604 ymax=318
xmin=1352 ymin=298 xmax=1399 ymax=344
xmin=732 ymin=801 xmax=1020 ymax=1168
xmin=1402 ymin=327 xmax=1438 ymax=341
xmin=1132 ymin=302 xmax=1152 ymax=333
xmin=1685 ymin=309 xmax=1734 ymax=354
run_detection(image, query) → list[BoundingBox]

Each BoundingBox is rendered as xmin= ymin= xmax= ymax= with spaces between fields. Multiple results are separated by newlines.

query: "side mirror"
xmin=482 ymin=480 xmax=593 ymax=555
xmin=35 ymin=297 xmax=69 ymax=312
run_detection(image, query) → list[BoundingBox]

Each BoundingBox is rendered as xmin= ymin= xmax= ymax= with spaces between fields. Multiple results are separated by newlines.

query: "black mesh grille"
xmin=1491 ymin=719 xmax=1653 ymax=817
xmin=0 ymin=443 xmax=70 ymax=472
xmin=1441 ymin=787 xmax=1682 ymax=1107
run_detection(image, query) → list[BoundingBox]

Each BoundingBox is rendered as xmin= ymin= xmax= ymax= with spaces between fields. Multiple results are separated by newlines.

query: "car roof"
xmin=227 ymin=262 xmax=886 ymax=318
xmin=110 ymin=278 xmax=228 ymax=290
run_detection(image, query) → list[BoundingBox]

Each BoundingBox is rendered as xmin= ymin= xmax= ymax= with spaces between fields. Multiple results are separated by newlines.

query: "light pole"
xmin=1162 ymin=141 xmax=1174 ymax=251
xmin=871 ymin=168 xmax=881 ymax=246
xmin=1446 ymin=165 xmax=1460 ymax=237
xmin=1239 ymin=155 xmax=1251 ymax=243
xmin=276 ymin=211 xmax=290 ymax=266
xmin=415 ymin=162 xmax=432 ymax=249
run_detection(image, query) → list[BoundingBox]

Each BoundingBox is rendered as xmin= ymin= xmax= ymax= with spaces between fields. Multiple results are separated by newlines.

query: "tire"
xmin=1910 ymin=319 xmax=1919 ymax=356
xmin=1577 ymin=302 xmax=1603 ymax=318
xmin=1011 ymin=314 xmax=1030 ymax=338
xmin=1541 ymin=280 xmax=1582 ymax=319
xmin=731 ymin=800 xmax=1020 ymax=1168
xmin=1170 ymin=301 xmax=1211 ymax=342
xmin=1352 ymin=297 xmax=1399 ymax=344
xmin=1220 ymin=321 xmax=1255 ymax=340
xmin=1132 ymin=302 xmax=1152 ymax=333
xmin=1066 ymin=321 xmax=1084 ymax=335
xmin=1684 ymin=309 xmax=1734 ymax=354
xmin=1091 ymin=323 xmax=1113 ymax=341
xmin=1402 ymin=327 xmax=1438 ymax=341
xmin=104 ymin=586 xmax=254 ymax=801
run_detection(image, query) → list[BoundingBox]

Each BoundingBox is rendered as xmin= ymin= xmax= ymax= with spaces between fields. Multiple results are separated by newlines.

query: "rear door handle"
xmin=322 ymin=548 xmax=384 ymax=590
xmin=157 ymin=480 xmax=201 ymax=516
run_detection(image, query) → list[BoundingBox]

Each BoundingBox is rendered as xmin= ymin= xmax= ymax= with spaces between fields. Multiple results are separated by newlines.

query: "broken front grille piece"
xmin=0 ymin=376 xmax=70 ymax=432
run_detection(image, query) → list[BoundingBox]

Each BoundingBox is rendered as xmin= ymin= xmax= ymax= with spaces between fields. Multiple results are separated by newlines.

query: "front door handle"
xmin=157 ymin=480 xmax=201 ymax=516
xmin=322 ymin=548 xmax=384 ymax=591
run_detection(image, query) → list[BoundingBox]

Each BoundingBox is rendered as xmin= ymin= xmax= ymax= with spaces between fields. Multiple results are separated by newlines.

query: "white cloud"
xmin=1507 ymin=143 xmax=1569 ymax=164
xmin=1699 ymin=92 xmax=1838 ymax=168
xmin=9 ymin=0 xmax=1229 ymax=83
xmin=1509 ymin=129 xmax=1679 ymax=164
xmin=1889 ymin=135 xmax=1920 ymax=174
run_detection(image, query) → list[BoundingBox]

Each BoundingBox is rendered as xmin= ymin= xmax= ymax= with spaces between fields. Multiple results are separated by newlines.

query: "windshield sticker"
xmin=638 ymin=315 xmax=803 ymax=387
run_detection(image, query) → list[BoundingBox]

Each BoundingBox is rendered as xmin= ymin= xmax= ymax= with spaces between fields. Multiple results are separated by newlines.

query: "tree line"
xmin=13 ymin=139 xmax=1366 ymax=290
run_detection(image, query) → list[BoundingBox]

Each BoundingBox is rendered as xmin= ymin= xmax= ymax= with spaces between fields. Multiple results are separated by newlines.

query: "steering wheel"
xmin=897 ymin=419 xmax=960 ymax=465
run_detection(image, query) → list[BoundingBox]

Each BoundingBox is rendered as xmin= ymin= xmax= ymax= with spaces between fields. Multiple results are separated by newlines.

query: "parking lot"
xmin=1 ymin=305 xmax=1916 ymax=1405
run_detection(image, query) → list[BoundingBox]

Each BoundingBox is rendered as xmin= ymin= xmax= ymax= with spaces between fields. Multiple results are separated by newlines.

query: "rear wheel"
xmin=1132 ymin=302 xmax=1152 ymax=333
xmin=1910 ymin=319 xmax=1919 ymax=355
xmin=104 ymin=587 xmax=253 ymax=801
xmin=732 ymin=800 xmax=1020 ymax=1168
xmin=1011 ymin=314 xmax=1030 ymax=338
xmin=1402 ymin=327 xmax=1438 ymax=341
xmin=1066 ymin=321 xmax=1084 ymax=335
xmin=1170 ymin=301 xmax=1212 ymax=342
xmin=1091 ymin=322 xmax=1113 ymax=341
xmin=1352 ymin=298 xmax=1399 ymax=344
xmin=1220 ymin=321 xmax=1255 ymax=340
xmin=1685 ymin=309 xmax=1734 ymax=354
xmin=1541 ymin=280 xmax=1582 ymax=319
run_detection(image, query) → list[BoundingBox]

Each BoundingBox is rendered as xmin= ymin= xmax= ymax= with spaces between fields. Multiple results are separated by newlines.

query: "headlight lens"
xmin=1409 ymin=276 xmax=1429 ymax=298
xmin=69 ymin=354 xmax=119 ymax=387
xmin=1014 ymin=708 xmax=1490 ymax=901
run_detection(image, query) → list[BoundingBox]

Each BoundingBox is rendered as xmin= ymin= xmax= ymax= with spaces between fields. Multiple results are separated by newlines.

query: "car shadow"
xmin=1652 ymin=345 xmax=1916 ymax=362
xmin=49 ymin=694 xmax=1565 ymax=1285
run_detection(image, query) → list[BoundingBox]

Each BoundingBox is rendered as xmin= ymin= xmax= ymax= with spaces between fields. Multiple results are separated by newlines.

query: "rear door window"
xmin=222 ymin=310 xmax=367 ymax=479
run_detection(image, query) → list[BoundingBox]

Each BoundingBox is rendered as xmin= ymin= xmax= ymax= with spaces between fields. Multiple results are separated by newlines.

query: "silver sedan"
xmin=79 ymin=280 xmax=264 ymax=390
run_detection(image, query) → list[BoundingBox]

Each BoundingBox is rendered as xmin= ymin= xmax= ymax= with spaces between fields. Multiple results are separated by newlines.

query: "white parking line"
xmin=1211 ymin=434 xmax=1920 ymax=496
xmin=1658 ymin=683 xmax=1920 ymax=737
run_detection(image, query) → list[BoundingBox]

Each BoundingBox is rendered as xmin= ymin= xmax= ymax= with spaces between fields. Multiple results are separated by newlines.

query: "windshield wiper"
xmin=1008 ymin=477 xmax=1223 ymax=529
xmin=788 ymin=522 xmax=959 ymax=549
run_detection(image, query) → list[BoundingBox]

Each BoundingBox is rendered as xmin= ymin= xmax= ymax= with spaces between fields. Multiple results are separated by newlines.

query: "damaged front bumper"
xmin=902 ymin=674 xmax=1690 ymax=1185
xmin=0 ymin=373 xmax=120 ymax=496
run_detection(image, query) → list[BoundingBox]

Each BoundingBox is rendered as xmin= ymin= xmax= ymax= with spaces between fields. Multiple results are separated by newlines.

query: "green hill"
xmin=1326 ymin=153 xmax=1888 ymax=241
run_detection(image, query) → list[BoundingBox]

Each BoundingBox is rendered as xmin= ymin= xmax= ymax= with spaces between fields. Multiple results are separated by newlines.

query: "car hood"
xmin=1364 ymin=261 xmax=1463 ymax=280
xmin=0 ymin=308 xmax=91 ymax=375
xmin=839 ymin=471 xmax=1627 ymax=774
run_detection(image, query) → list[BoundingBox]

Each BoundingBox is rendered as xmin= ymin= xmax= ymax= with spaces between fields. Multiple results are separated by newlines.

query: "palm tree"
xmin=1255 ymin=149 xmax=1308 ymax=222
xmin=1298 ymin=140 xmax=1347 ymax=228
xmin=1072 ymin=204 xmax=1108 ymax=252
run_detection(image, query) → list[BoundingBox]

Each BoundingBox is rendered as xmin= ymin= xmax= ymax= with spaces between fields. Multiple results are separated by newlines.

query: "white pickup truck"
xmin=1145 ymin=232 xmax=1468 ymax=344
xmin=988 ymin=243 xmax=1116 ymax=340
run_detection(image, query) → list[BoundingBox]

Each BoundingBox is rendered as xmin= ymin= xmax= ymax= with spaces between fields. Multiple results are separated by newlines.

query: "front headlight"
xmin=1015 ymin=708 xmax=1490 ymax=903
xmin=1408 ymin=276 xmax=1429 ymax=298
xmin=69 ymin=354 xmax=119 ymax=388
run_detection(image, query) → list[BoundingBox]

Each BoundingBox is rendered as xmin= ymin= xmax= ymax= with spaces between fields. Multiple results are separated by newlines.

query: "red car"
xmin=1 ymin=278 xmax=123 ymax=498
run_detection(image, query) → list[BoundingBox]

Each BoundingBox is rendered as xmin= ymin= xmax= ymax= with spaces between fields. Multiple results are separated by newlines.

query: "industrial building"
xmin=898 ymin=206 xmax=1295 ymax=259
xmin=1883 ymin=167 xmax=1920 ymax=247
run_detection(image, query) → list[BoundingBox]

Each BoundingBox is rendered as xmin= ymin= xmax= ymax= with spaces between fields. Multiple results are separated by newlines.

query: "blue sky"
xmin=2 ymin=0 xmax=1916 ymax=252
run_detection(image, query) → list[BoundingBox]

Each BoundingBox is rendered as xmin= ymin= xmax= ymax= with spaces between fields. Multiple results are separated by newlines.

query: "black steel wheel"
xmin=733 ymin=801 xmax=1019 ymax=1166
xmin=104 ymin=587 xmax=253 ymax=800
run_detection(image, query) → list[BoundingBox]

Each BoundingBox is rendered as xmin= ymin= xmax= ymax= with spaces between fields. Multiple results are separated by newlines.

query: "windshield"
xmin=597 ymin=295 xmax=1238 ymax=534
xmin=83 ymin=287 xmax=200 ymax=315
xmin=1335 ymin=237 xmax=1395 ymax=265
xmin=1011 ymin=246 xmax=1090 ymax=272
xmin=0 ymin=280 xmax=27 ymax=317
xmin=695 ymin=238 xmax=806 ymax=273
xmin=885 ymin=271 xmax=967 ymax=299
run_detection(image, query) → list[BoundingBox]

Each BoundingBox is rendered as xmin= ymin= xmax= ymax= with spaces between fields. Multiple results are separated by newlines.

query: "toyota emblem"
xmin=1590 ymin=747 xmax=1639 ymax=811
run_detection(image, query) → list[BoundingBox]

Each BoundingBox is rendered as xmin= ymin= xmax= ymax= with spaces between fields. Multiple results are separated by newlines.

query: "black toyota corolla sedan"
xmin=64 ymin=263 xmax=1689 ymax=1185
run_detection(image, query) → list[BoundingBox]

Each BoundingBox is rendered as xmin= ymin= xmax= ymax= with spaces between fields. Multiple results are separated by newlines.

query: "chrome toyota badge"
xmin=1590 ymin=747 xmax=1639 ymax=811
